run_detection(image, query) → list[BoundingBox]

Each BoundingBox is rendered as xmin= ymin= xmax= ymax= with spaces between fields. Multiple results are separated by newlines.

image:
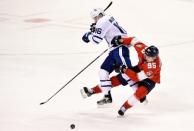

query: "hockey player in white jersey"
xmin=81 ymin=8 xmax=132 ymax=105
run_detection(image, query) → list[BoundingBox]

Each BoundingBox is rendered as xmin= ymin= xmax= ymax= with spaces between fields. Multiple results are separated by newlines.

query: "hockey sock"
xmin=92 ymin=85 xmax=102 ymax=93
xmin=92 ymin=76 xmax=121 ymax=94
xmin=119 ymin=100 xmax=132 ymax=115
xmin=123 ymin=100 xmax=132 ymax=109
xmin=110 ymin=76 xmax=121 ymax=87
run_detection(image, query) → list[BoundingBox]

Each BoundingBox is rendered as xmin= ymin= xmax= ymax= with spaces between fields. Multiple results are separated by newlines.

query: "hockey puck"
xmin=70 ymin=124 xmax=75 ymax=129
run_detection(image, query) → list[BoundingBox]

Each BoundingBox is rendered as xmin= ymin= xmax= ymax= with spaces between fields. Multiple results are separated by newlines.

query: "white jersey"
xmin=88 ymin=15 xmax=127 ymax=51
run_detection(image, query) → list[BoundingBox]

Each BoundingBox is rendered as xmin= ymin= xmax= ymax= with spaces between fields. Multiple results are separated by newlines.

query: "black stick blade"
xmin=40 ymin=102 xmax=46 ymax=105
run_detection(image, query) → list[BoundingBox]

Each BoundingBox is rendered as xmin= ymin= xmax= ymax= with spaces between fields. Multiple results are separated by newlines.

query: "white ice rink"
xmin=0 ymin=0 xmax=194 ymax=131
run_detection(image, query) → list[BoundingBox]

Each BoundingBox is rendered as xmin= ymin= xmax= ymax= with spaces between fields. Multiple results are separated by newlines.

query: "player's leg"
xmin=96 ymin=53 xmax=116 ymax=105
xmin=130 ymin=83 xmax=148 ymax=104
xmin=80 ymin=73 xmax=124 ymax=98
xmin=118 ymin=86 xmax=148 ymax=116
xmin=118 ymin=79 xmax=155 ymax=116
xmin=80 ymin=54 xmax=114 ymax=103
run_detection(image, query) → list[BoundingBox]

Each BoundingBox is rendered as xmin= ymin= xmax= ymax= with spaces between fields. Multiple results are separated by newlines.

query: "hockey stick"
xmin=40 ymin=49 xmax=108 ymax=105
xmin=104 ymin=1 xmax=113 ymax=11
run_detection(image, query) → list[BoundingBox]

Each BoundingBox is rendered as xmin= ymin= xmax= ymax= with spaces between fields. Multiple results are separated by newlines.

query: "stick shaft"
xmin=104 ymin=1 xmax=113 ymax=11
xmin=40 ymin=49 xmax=108 ymax=105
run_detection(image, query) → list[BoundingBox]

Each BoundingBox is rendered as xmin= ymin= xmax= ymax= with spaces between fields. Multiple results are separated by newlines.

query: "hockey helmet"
xmin=145 ymin=45 xmax=159 ymax=57
xmin=90 ymin=8 xmax=105 ymax=19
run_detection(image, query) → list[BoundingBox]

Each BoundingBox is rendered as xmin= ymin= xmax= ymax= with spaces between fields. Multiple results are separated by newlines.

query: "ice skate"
xmin=97 ymin=91 xmax=112 ymax=108
xmin=80 ymin=87 xmax=94 ymax=98
xmin=140 ymin=96 xmax=149 ymax=105
xmin=118 ymin=107 xmax=127 ymax=116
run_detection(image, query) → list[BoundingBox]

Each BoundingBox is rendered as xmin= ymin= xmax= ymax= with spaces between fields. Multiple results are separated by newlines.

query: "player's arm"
xmin=82 ymin=25 xmax=105 ymax=44
xmin=82 ymin=31 xmax=103 ymax=44
xmin=118 ymin=64 xmax=143 ymax=82
xmin=88 ymin=19 xmax=111 ymax=44
xmin=111 ymin=36 xmax=140 ymax=47
xmin=88 ymin=33 xmax=103 ymax=44
xmin=125 ymin=68 xmax=147 ymax=82
xmin=120 ymin=62 xmax=160 ymax=83
xmin=122 ymin=37 xmax=139 ymax=46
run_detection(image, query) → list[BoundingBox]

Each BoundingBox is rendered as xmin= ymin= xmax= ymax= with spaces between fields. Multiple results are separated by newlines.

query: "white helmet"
xmin=90 ymin=8 xmax=105 ymax=18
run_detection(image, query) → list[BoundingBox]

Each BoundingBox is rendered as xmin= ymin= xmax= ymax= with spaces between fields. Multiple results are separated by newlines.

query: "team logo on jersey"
xmin=146 ymin=71 xmax=153 ymax=77
xmin=141 ymin=48 xmax=145 ymax=54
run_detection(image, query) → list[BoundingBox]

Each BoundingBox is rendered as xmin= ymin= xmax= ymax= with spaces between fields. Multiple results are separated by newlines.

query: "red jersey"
xmin=122 ymin=37 xmax=161 ymax=83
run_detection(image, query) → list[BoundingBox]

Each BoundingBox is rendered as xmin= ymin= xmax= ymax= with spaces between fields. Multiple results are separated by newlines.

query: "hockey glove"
xmin=82 ymin=32 xmax=92 ymax=43
xmin=111 ymin=35 xmax=122 ymax=47
xmin=90 ymin=23 xmax=96 ymax=32
xmin=114 ymin=65 xmax=127 ymax=73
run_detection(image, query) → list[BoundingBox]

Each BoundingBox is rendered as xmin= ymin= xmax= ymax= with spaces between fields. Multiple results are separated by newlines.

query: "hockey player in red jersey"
xmin=81 ymin=36 xmax=161 ymax=116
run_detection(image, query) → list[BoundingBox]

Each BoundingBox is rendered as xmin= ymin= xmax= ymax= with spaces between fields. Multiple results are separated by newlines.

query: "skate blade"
xmin=117 ymin=115 xmax=126 ymax=118
xmin=97 ymin=103 xmax=112 ymax=108
xmin=80 ymin=89 xmax=87 ymax=98
xmin=142 ymin=99 xmax=149 ymax=105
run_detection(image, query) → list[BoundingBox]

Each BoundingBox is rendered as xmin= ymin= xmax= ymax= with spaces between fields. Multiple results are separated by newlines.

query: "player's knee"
xmin=99 ymin=69 xmax=109 ymax=80
xmin=134 ymin=86 xmax=148 ymax=100
xmin=135 ymin=79 xmax=156 ymax=100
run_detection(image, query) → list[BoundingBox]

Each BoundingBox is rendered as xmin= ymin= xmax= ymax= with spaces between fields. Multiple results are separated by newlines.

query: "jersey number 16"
xmin=95 ymin=28 xmax=102 ymax=34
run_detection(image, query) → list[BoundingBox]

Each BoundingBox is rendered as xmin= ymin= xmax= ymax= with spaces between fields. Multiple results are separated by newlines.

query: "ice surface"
xmin=0 ymin=0 xmax=194 ymax=131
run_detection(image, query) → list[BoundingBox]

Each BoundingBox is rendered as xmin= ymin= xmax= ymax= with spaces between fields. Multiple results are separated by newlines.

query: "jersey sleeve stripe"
xmin=92 ymin=35 xmax=103 ymax=44
xmin=92 ymin=37 xmax=100 ymax=44
xmin=93 ymin=35 xmax=103 ymax=40
xmin=100 ymin=80 xmax=111 ymax=82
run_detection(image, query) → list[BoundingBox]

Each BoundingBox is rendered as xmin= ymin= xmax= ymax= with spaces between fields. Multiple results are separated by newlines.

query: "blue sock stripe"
xmin=100 ymin=80 xmax=111 ymax=82
xmin=101 ymin=85 xmax=112 ymax=87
